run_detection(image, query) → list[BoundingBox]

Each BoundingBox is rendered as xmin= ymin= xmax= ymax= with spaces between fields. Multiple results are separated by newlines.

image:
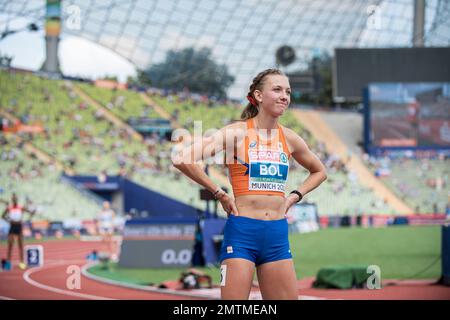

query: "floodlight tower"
xmin=413 ymin=0 xmax=425 ymax=47
xmin=41 ymin=0 xmax=62 ymax=74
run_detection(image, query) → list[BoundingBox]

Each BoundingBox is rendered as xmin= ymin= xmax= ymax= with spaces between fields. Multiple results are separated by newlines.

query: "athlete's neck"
xmin=254 ymin=114 xmax=278 ymax=130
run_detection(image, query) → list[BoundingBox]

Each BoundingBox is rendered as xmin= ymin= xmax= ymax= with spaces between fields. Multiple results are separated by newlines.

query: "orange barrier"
xmin=2 ymin=119 xmax=44 ymax=134
xmin=94 ymin=79 xmax=127 ymax=90
xmin=31 ymin=220 xmax=50 ymax=230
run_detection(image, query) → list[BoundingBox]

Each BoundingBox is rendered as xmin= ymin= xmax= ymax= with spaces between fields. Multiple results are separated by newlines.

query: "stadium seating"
xmin=0 ymin=71 xmax=207 ymax=211
xmin=0 ymin=135 xmax=101 ymax=221
xmin=365 ymin=156 xmax=449 ymax=214
xmin=0 ymin=71 xmax=152 ymax=174
xmin=76 ymin=82 xmax=160 ymax=120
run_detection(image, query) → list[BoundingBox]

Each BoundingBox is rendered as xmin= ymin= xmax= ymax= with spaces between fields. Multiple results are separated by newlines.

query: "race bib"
xmin=9 ymin=208 xmax=23 ymax=222
xmin=248 ymin=149 xmax=289 ymax=192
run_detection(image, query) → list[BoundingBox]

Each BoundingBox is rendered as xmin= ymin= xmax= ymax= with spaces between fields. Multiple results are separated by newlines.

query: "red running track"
xmin=1 ymin=238 xmax=449 ymax=300
xmin=0 ymin=238 xmax=201 ymax=300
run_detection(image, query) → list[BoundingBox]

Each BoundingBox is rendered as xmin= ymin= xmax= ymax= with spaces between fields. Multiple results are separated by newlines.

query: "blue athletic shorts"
xmin=219 ymin=215 xmax=292 ymax=266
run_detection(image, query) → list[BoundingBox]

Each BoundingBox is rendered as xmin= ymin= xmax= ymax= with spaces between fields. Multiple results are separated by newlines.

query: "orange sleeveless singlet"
xmin=227 ymin=118 xmax=291 ymax=198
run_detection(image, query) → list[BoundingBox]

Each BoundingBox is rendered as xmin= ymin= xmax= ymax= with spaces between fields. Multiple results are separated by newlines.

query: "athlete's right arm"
xmin=172 ymin=127 xmax=224 ymax=192
xmin=2 ymin=208 xmax=9 ymax=222
xmin=172 ymin=123 xmax=243 ymax=215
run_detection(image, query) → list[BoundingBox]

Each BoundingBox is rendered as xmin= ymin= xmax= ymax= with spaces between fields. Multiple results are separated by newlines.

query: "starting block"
xmin=25 ymin=245 xmax=44 ymax=267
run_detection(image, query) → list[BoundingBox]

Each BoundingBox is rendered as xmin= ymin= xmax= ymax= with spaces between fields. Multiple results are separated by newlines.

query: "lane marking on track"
xmin=0 ymin=295 xmax=15 ymax=300
xmin=81 ymin=263 xmax=328 ymax=300
xmin=81 ymin=262 xmax=214 ymax=300
xmin=23 ymin=261 xmax=115 ymax=300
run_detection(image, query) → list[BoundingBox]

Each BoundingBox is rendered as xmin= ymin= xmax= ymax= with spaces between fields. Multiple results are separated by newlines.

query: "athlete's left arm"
xmin=284 ymin=127 xmax=327 ymax=198
xmin=23 ymin=206 xmax=36 ymax=219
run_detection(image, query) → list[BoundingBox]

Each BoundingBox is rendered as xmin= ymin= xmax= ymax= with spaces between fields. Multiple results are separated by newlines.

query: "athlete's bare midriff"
xmin=234 ymin=194 xmax=286 ymax=220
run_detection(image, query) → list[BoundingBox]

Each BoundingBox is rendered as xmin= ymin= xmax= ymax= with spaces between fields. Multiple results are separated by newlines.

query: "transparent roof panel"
xmin=0 ymin=0 xmax=449 ymax=98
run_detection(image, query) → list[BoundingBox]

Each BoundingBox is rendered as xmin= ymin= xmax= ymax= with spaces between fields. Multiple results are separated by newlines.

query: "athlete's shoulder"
xmin=278 ymin=125 xmax=308 ymax=151
xmin=222 ymin=119 xmax=246 ymax=131
xmin=218 ymin=120 xmax=247 ymax=139
xmin=278 ymin=124 xmax=299 ymax=140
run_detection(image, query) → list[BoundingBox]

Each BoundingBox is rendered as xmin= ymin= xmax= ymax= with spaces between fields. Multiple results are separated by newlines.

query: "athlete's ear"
xmin=253 ymin=89 xmax=263 ymax=104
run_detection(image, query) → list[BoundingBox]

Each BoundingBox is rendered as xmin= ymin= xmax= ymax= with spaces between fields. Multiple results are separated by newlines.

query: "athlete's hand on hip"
xmin=217 ymin=193 xmax=239 ymax=217
xmin=283 ymin=194 xmax=299 ymax=214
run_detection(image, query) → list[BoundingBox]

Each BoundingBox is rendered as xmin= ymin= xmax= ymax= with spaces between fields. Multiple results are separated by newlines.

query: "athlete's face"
xmin=256 ymin=75 xmax=291 ymax=117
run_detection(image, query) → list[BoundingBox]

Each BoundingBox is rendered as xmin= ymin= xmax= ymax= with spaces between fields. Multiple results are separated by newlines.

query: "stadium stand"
xmin=0 ymin=134 xmax=101 ymax=221
xmin=364 ymin=154 xmax=449 ymax=214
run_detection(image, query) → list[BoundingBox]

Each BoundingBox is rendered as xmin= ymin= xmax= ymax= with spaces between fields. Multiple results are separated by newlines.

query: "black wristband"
xmin=290 ymin=190 xmax=303 ymax=203
xmin=213 ymin=188 xmax=225 ymax=200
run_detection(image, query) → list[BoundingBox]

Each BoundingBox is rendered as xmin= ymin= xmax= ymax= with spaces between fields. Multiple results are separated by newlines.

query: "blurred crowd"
xmin=363 ymin=152 xmax=449 ymax=213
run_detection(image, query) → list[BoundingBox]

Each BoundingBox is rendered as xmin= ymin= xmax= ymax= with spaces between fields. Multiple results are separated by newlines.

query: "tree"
xmin=127 ymin=70 xmax=152 ymax=88
xmin=0 ymin=52 xmax=13 ymax=67
xmin=145 ymin=47 xmax=234 ymax=98
xmin=293 ymin=53 xmax=333 ymax=107
xmin=314 ymin=53 xmax=333 ymax=107
xmin=309 ymin=53 xmax=333 ymax=106
xmin=100 ymin=75 xmax=118 ymax=81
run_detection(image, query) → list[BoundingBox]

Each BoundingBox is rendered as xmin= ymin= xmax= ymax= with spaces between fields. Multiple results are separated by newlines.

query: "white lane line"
xmin=81 ymin=262 xmax=216 ymax=300
xmin=81 ymin=263 xmax=328 ymax=300
xmin=23 ymin=262 xmax=115 ymax=300
xmin=0 ymin=295 xmax=15 ymax=300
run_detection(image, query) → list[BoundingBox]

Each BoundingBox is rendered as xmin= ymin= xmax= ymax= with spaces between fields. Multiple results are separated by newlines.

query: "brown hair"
xmin=240 ymin=68 xmax=285 ymax=120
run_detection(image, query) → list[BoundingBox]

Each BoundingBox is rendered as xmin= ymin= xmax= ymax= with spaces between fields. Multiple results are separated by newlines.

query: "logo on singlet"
xmin=249 ymin=140 xmax=257 ymax=148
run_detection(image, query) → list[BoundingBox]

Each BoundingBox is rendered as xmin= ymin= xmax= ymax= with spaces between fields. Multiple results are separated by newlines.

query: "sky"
xmin=0 ymin=29 xmax=136 ymax=83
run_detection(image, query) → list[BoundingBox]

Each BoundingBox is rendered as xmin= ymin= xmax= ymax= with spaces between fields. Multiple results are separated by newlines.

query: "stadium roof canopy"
xmin=1 ymin=0 xmax=449 ymax=98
